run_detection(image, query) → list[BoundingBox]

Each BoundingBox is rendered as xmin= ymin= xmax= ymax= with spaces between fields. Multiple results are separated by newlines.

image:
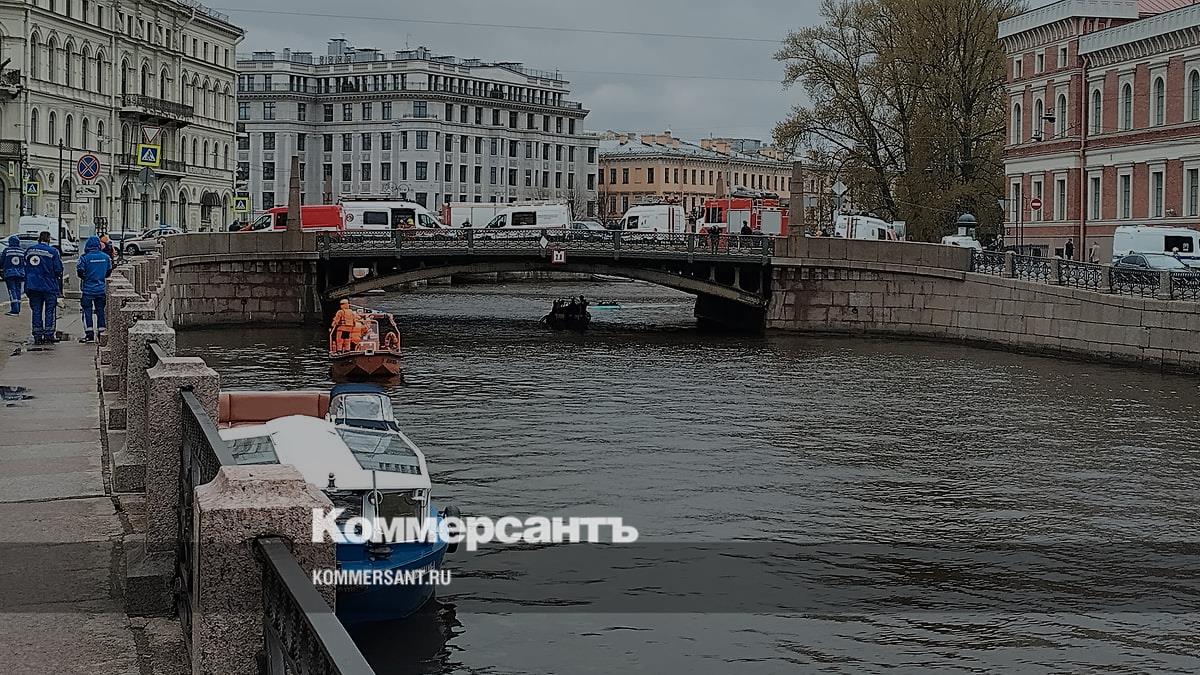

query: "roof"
xmin=998 ymin=0 xmax=1140 ymax=39
xmin=1080 ymin=0 xmax=1200 ymax=53
xmin=598 ymin=138 xmax=791 ymax=166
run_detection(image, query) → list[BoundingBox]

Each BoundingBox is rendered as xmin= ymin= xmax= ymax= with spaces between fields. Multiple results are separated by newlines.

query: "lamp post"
xmin=57 ymin=139 xmax=65 ymax=251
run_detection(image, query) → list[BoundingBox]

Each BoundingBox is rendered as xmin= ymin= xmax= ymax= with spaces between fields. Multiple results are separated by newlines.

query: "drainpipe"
xmin=1079 ymin=35 xmax=1088 ymax=258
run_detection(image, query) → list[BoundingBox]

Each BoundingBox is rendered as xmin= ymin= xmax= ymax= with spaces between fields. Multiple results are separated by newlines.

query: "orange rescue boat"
xmin=328 ymin=305 xmax=403 ymax=380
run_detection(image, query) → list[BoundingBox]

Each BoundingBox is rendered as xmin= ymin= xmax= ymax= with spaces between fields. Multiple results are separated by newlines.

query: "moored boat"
xmin=329 ymin=306 xmax=403 ymax=380
xmin=543 ymin=297 xmax=591 ymax=331
xmin=217 ymin=383 xmax=457 ymax=624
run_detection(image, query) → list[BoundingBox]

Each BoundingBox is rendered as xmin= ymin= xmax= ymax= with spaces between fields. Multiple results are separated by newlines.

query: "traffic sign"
xmin=831 ymin=180 xmax=848 ymax=196
xmin=136 ymin=143 xmax=161 ymax=167
xmin=1030 ymin=197 xmax=1043 ymax=210
xmin=141 ymin=126 xmax=162 ymax=145
xmin=233 ymin=196 xmax=250 ymax=213
xmin=136 ymin=167 xmax=155 ymax=194
xmin=550 ymin=248 xmax=566 ymax=264
xmin=76 ymin=154 xmax=101 ymax=181
xmin=23 ymin=180 xmax=40 ymax=196
xmin=75 ymin=184 xmax=100 ymax=200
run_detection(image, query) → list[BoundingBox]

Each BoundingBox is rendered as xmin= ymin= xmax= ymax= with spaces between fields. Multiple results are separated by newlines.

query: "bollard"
xmin=192 ymin=465 xmax=335 ymax=675
xmin=144 ymin=357 xmax=220 ymax=554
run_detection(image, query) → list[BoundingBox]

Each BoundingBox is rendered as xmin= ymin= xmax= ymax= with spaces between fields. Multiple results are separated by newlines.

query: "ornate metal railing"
xmin=121 ymin=94 xmax=194 ymax=119
xmin=1109 ymin=268 xmax=1161 ymax=297
xmin=258 ymin=538 xmax=375 ymax=675
xmin=1169 ymin=270 xmax=1200 ymax=301
xmin=1056 ymin=259 xmax=1104 ymax=291
xmin=318 ymin=229 xmax=776 ymax=261
xmin=177 ymin=388 xmax=236 ymax=654
xmin=1012 ymin=254 xmax=1053 ymax=283
xmin=970 ymin=250 xmax=1006 ymax=276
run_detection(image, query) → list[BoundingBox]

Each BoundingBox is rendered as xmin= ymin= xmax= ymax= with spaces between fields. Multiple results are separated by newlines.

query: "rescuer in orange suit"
xmin=331 ymin=300 xmax=358 ymax=352
xmin=382 ymin=331 xmax=400 ymax=351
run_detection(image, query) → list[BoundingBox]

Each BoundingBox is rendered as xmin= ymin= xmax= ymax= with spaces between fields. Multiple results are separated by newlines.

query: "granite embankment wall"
xmin=769 ymin=237 xmax=1200 ymax=373
xmin=160 ymin=232 xmax=323 ymax=327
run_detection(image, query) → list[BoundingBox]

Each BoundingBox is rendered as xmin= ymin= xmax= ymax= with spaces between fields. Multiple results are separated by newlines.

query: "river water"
xmin=179 ymin=281 xmax=1200 ymax=674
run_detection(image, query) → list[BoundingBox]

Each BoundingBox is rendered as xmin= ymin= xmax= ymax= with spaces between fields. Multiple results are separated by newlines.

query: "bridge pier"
xmin=695 ymin=293 xmax=766 ymax=332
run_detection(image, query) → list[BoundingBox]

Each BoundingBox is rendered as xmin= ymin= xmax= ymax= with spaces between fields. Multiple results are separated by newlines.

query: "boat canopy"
xmin=220 ymin=415 xmax=430 ymax=492
xmin=328 ymin=385 xmax=399 ymax=431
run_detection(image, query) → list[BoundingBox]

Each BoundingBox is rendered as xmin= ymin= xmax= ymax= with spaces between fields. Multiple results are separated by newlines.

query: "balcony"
xmin=0 ymin=139 xmax=24 ymax=160
xmin=118 ymin=155 xmax=188 ymax=175
xmin=0 ymin=69 xmax=22 ymax=100
xmin=120 ymin=94 xmax=194 ymax=126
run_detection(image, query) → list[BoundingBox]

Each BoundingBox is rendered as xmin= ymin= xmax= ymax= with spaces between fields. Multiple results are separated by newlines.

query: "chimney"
xmin=639 ymin=133 xmax=656 ymax=146
xmin=700 ymin=138 xmax=713 ymax=151
xmin=656 ymin=130 xmax=672 ymax=145
xmin=713 ymin=140 xmax=731 ymax=155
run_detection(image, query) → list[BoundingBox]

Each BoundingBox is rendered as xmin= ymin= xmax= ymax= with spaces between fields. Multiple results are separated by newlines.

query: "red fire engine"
xmin=700 ymin=196 xmax=788 ymax=236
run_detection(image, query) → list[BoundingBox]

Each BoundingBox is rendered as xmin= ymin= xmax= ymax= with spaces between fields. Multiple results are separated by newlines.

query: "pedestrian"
xmin=1064 ymin=239 xmax=1075 ymax=260
xmin=1088 ymin=240 xmax=1100 ymax=264
xmin=709 ymin=224 xmax=721 ymax=253
xmin=2 ymin=235 xmax=24 ymax=315
xmin=76 ymin=235 xmax=112 ymax=343
xmin=24 ymin=231 xmax=63 ymax=345
xmin=99 ymin=234 xmax=116 ymax=260
xmin=740 ymin=221 xmax=752 ymax=235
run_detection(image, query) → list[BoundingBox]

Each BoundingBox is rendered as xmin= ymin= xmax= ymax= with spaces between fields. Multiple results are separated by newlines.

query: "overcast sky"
xmin=214 ymin=0 xmax=817 ymax=144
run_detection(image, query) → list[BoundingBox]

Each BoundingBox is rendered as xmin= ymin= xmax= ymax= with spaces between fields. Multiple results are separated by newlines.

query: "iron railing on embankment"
xmin=147 ymin=341 xmax=374 ymax=675
xmin=970 ymin=250 xmax=1200 ymax=301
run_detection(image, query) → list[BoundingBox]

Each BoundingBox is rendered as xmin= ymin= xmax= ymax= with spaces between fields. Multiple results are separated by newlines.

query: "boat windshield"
xmin=338 ymin=428 xmax=422 ymax=475
xmin=376 ymin=491 xmax=424 ymax=521
xmin=226 ymin=435 xmax=280 ymax=465
xmin=329 ymin=394 xmax=396 ymax=425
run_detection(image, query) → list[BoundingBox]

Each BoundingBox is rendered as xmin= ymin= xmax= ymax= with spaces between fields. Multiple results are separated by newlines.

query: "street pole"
xmin=57 ymin=139 xmax=64 ymax=248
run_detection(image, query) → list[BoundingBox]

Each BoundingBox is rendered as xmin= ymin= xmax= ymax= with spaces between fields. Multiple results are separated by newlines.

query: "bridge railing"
xmin=317 ymin=229 xmax=776 ymax=261
xmin=971 ymin=250 xmax=1199 ymax=301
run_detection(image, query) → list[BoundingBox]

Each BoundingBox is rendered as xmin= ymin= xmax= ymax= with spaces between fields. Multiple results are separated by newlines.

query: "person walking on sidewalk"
xmin=2 ymin=235 xmax=24 ymax=316
xmin=76 ymin=236 xmax=112 ymax=343
xmin=24 ymin=231 xmax=63 ymax=345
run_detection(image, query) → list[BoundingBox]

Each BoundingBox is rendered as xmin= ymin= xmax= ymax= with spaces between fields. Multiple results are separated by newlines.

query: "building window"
xmin=416 ymin=162 xmax=428 ymax=181
xmin=382 ymin=134 xmax=391 ymax=151
xmin=1012 ymin=103 xmax=1022 ymax=144
xmin=322 ymin=163 xmax=332 ymax=181
xmin=342 ymin=103 xmax=352 ymax=121
xmin=416 ymin=131 xmax=428 ymax=150
xmin=341 ymin=163 xmax=351 ymax=181
xmin=1031 ymin=179 xmax=1043 ymax=222
xmin=361 ymin=133 xmax=372 ymax=151
xmin=647 ymin=167 xmax=655 ymax=183
xmin=1153 ymin=77 xmax=1165 ymax=126
xmin=1014 ymin=57 xmax=1023 ymax=79
xmin=382 ymin=101 xmax=392 ymax=120
xmin=237 ymin=161 xmax=249 ymax=180
xmin=413 ymin=101 xmax=427 ymax=118
xmin=262 ymin=162 xmax=275 ymax=181
xmin=323 ymin=104 xmax=333 ymax=122
xmin=1189 ymin=169 xmax=1199 ymax=217
xmin=297 ymin=134 xmax=306 ymax=151
xmin=361 ymin=163 xmax=371 ymax=181
xmin=1034 ymin=52 xmax=1044 ymax=74
xmin=263 ymin=133 xmax=275 ymax=150
xmin=1090 ymin=90 xmax=1101 ymax=134
xmin=587 ymin=147 xmax=596 ymax=163
xmin=238 ymin=102 xmax=249 ymax=120
xmin=1054 ymin=177 xmax=1066 ymax=221
xmin=1057 ymin=46 xmax=1067 ymax=68
xmin=1119 ymin=174 xmax=1131 ymax=219
xmin=1089 ymin=175 xmax=1101 ymax=220
xmin=1152 ymin=170 xmax=1164 ymax=217
xmin=262 ymin=192 xmax=274 ymax=209
xmin=361 ymin=102 xmax=372 ymax=121
xmin=381 ymin=163 xmax=391 ymax=182
xmin=1121 ymin=83 xmax=1132 ymax=130
xmin=238 ymin=135 xmax=249 ymax=150
xmin=622 ymin=168 xmax=629 ymax=184
xmin=342 ymin=134 xmax=352 ymax=152
xmin=490 ymin=167 xmax=497 ymax=185
xmin=1056 ymin=94 xmax=1067 ymax=136
xmin=298 ymin=103 xmax=307 ymax=121
xmin=323 ymin=134 xmax=333 ymax=152
xmin=1191 ymin=72 xmax=1200 ymax=122
xmin=474 ymin=166 xmax=481 ymax=184
xmin=262 ymin=102 xmax=275 ymax=120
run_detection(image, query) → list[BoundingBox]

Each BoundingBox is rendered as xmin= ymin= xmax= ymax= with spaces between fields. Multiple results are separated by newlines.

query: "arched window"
xmin=1056 ymin=94 xmax=1067 ymax=135
xmin=1090 ymin=89 xmax=1101 ymax=134
xmin=30 ymin=33 xmax=40 ymax=80
xmin=1033 ymin=99 xmax=1044 ymax=139
xmin=1153 ymin=77 xmax=1165 ymax=126
xmin=159 ymin=68 xmax=169 ymax=100
xmin=1121 ymin=83 xmax=1132 ymax=130
xmin=64 ymin=40 xmax=75 ymax=86
xmin=202 ymin=139 xmax=209 ymax=167
xmin=140 ymin=63 xmax=150 ymax=96
xmin=178 ymin=134 xmax=186 ymax=161
xmin=96 ymin=120 xmax=104 ymax=145
xmin=64 ymin=114 xmax=73 ymax=148
xmin=223 ymin=144 xmax=228 ymax=170
xmin=1190 ymin=71 xmax=1200 ymax=122
xmin=80 ymin=46 xmax=90 ymax=90
xmin=47 ymin=37 xmax=58 ymax=83
xmin=191 ymin=138 xmax=197 ymax=165
xmin=120 ymin=59 xmax=128 ymax=95
xmin=48 ymin=111 xmax=57 ymax=144
xmin=1012 ymin=103 xmax=1022 ymax=144
xmin=30 ymin=109 xmax=39 ymax=144
xmin=94 ymin=51 xmax=104 ymax=93
xmin=81 ymin=117 xmax=90 ymax=149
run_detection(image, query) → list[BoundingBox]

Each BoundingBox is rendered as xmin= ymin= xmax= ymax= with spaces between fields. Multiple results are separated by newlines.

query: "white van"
xmin=617 ymin=205 xmax=686 ymax=233
xmin=18 ymin=215 xmax=78 ymax=254
xmin=1112 ymin=225 xmax=1200 ymax=265
xmin=834 ymin=214 xmax=900 ymax=241
xmin=340 ymin=200 xmax=443 ymax=231
xmin=485 ymin=203 xmax=571 ymax=230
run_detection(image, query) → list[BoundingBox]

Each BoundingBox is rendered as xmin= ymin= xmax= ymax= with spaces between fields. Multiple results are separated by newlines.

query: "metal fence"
xmin=318 ymin=229 xmax=776 ymax=261
xmin=258 ymin=538 xmax=375 ymax=675
xmin=970 ymin=250 xmax=1198 ymax=301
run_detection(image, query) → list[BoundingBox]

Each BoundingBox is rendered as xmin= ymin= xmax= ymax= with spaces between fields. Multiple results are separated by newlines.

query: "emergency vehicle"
xmin=699 ymin=196 xmax=788 ymax=235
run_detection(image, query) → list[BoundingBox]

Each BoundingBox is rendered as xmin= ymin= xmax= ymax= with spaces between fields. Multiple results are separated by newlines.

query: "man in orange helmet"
xmin=331 ymin=299 xmax=358 ymax=352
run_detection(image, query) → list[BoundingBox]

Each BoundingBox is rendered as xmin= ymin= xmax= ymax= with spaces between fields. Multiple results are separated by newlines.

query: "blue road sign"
xmin=136 ymin=144 xmax=161 ymax=168
xmin=77 ymin=154 xmax=101 ymax=181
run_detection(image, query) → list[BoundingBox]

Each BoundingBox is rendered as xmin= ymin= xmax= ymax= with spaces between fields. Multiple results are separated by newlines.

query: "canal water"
xmin=179 ymin=281 xmax=1200 ymax=674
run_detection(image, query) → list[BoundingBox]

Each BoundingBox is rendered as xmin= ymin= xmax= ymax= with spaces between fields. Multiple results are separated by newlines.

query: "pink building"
xmin=1000 ymin=0 xmax=1200 ymax=258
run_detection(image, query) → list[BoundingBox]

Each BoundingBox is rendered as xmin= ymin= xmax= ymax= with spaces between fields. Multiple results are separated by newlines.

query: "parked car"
xmin=568 ymin=220 xmax=608 ymax=242
xmin=122 ymin=227 xmax=182 ymax=255
xmin=1113 ymin=253 xmax=1190 ymax=271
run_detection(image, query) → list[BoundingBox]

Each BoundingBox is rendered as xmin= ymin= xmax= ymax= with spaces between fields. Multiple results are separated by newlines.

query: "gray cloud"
xmin=219 ymin=0 xmax=818 ymax=143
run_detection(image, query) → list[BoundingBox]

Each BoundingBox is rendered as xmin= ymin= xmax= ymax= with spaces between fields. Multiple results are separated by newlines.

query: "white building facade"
xmin=0 ymin=0 xmax=243 ymax=237
xmin=236 ymin=40 xmax=599 ymax=218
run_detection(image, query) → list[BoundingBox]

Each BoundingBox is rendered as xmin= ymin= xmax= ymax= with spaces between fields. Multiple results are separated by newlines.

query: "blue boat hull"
xmin=334 ymin=511 xmax=450 ymax=625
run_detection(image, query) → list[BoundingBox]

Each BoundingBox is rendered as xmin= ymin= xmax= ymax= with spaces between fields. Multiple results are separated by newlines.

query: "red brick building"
xmin=1000 ymin=0 xmax=1200 ymax=258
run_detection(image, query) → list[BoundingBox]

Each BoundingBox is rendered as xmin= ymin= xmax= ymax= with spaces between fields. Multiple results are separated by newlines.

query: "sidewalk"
xmin=0 ymin=306 xmax=160 ymax=674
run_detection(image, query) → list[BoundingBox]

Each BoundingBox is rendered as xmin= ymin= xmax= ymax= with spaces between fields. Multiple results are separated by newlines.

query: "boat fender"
xmin=442 ymin=504 xmax=462 ymax=554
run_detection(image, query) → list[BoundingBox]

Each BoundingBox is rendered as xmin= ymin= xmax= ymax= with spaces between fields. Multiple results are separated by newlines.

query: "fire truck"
xmin=700 ymin=196 xmax=788 ymax=235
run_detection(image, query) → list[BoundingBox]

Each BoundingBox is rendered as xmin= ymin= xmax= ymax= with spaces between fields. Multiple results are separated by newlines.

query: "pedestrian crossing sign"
xmin=233 ymin=196 xmax=250 ymax=213
xmin=136 ymin=143 xmax=161 ymax=167
xmin=23 ymin=180 xmax=40 ymax=196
